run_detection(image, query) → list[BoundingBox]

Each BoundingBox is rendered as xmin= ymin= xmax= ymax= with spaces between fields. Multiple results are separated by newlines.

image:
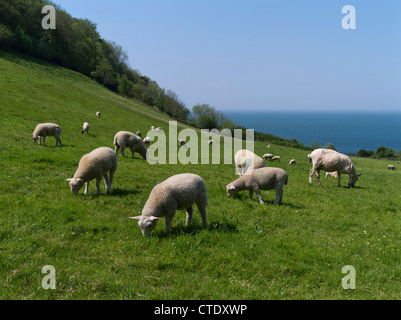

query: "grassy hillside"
xmin=1 ymin=50 xmax=401 ymax=300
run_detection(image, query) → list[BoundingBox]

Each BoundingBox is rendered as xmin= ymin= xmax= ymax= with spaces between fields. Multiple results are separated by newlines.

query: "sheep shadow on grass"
xmin=108 ymin=188 xmax=140 ymax=197
xmin=153 ymin=220 xmax=239 ymax=238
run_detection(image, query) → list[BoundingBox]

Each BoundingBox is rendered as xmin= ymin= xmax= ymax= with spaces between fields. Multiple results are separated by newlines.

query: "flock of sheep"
xmin=31 ymin=115 xmax=372 ymax=237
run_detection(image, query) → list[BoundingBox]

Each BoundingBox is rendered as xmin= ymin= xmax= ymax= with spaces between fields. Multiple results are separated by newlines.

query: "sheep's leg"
xmin=114 ymin=145 xmax=120 ymax=155
xmin=165 ymin=215 xmax=174 ymax=234
xmin=42 ymin=137 xmax=46 ymax=146
xmin=120 ymin=148 xmax=125 ymax=157
xmin=337 ymin=173 xmax=342 ymax=187
xmin=274 ymin=187 xmax=283 ymax=205
xmin=103 ymin=173 xmax=109 ymax=192
xmin=84 ymin=182 xmax=89 ymax=195
xmin=96 ymin=178 xmax=101 ymax=195
xmin=131 ymin=148 xmax=135 ymax=159
xmin=249 ymin=189 xmax=253 ymax=199
xmin=254 ymin=187 xmax=264 ymax=204
xmin=309 ymin=167 xmax=315 ymax=184
xmin=185 ymin=206 xmax=193 ymax=226
xmin=197 ymin=204 xmax=207 ymax=228
xmin=58 ymin=138 xmax=62 ymax=147
xmin=316 ymin=170 xmax=322 ymax=187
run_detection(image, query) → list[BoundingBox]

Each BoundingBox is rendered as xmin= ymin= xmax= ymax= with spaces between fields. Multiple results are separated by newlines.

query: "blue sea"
xmin=225 ymin=111 xmax=401 ymax=155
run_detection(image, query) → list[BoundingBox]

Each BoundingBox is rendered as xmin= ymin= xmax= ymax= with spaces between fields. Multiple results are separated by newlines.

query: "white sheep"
xmin=81 ymin=122 xmax=89 ymax=135
xmin=309 ymin=148 xmax=361 ymax=188
xmin=262 ymin=153 xmax=273 ymax=161
xmin=226 ymin=167 xmax=288 ymax=205
xmin=289 ymin=159 xmax=296 ymax=165
xmin=66 ymin=147 xmax=117 ymax=195
xmin=113 ymin=131 xmax=147 ymax=159
xmin=325 ymin=171 xmax=338 ymax=178
xmin=271 ymin=156 xmax=281 ymax=162
xmin=96 ymin=111 xmax=101 ymax=118
xmin=156 ymin=127 xmax=162 ymax=132
xmin=151 ymin=126 xmax=155 ymax=131
xmin=31 ymin=123 xmax=62 ymax=147
xmin=143 ymin=136 xmax=151 ymax=148
xmin=208 ymin=139 xmax=213 ymax=145
xmin=234 ymin=149 xmax=266 ymax=177
xmin=388 ymin=165 xmax=396 ymax=171
xmin=130 ymin=173 xmax=208 ymax=236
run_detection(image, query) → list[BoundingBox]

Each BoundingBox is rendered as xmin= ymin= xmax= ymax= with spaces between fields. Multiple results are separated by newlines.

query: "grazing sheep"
xmin=262 ymin=153 xmax=273 ymax=161
xmin=208 ymin=139 xmax=213 ymax=145
xmin=325 ymin=171 xmax=338 ymax=178
xmin=143 ymin=136 xmax=151 ymax=148
xmin=234 ymin=149 xmax=266 ymax=177
xmin=289 ymin=159 xmax=296 ymax=165
xmin=309 ymin=148 xmax=361 ymax=188
xmin=388 ymin=165 xmax=396 ymax=171
xmin=96 ymin=112 xmax=101 ymax=118
xmin=130 ymin=173 xmax=208 ymax=236
xmin=151 ymin=126 xmax=155 ymax=131
xmin=113 ymin=131 xmax=147 ymax=159
xmin=271 ymin=156 xmax=281 ymax=162
xmin=31 ymin=123 xmax=62 ymax=147
xmin=81 ymin=122 xmax=89 ymax=135
xmin=397 ymin=161 xmax=400 ymax=164
xmin=267 ymin=145 xmax=271 ymax=148
xmin=136 ymin=131 xmax=142 ymax=138
xmin=226 ymin=167 xmax=288 ymax=205
xmin=156 ymin=127 xmax=162 ymax=132
xmin=66 ymin=147 xmax=117 ymax=195
xmin=179 ymin=139 xmax=186 ymax=146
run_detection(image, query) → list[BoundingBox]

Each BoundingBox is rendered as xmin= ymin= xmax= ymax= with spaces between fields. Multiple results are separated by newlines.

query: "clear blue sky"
xmin=52 ymin=0 xmax=401 ymax=112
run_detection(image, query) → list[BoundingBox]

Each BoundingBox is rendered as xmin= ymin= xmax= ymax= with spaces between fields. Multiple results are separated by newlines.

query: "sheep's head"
xmin=347 ymin=173 xmax=362 ymax=188
xmin=130 ymin=215 xmax=160 ymax=236
xmin=32 ymin=134 xmax=40 ymax=143
xmin=66 ymin=178 xmax=85 ymax=194
xmin=226 ymin=184 xmax=236 ymax=197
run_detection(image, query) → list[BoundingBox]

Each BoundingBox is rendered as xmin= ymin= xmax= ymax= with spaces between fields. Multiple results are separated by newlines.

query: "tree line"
xmin=0 ymin=0 xmax=312 ymax=150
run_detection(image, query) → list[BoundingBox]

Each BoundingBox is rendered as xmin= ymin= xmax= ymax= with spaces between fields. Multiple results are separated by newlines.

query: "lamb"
xmin=96 ymin=111 xmax=101 ymax=118
xmin=388 ymin=165 xmax=396 ymax=171
xmin=271 ymin=156 xmax=281 ymax=162
xmin=289 ymin=159 xmax=296 ymax=165
xmin=136 ymin=131 xmax=142 ymax=138
xmin=143 ymin=136 xmax=151 ymax=148
xmin=66 ymin=147 xmax=117 ymax=195
xmin=81 ymin=122 xmax=89 ymax=135
xmin=208 ymin=140 xmax=213 ymax=145
xmin=325 ymin=171 xmax=338 ymax=178
xmin=234 ymin=149 xmax=266 ymax=177
xmin=309 ymin=148 xmax=361 ymax=188
xmin=113 ymin=131 xmax=147 ymax=159
xmin=179 ymin=139 xmax=186 ymax=146
xmin=130 ymin=173 xmax=208 ymax=236
xmin=226 ymin=167 xmax=288 ymax=205
xmin=156 ymin=127 xmax=162 ymax=132
xmin=31 ymin=123 xmax=62 ymax=147
xmin=262 ymin=153 xmax=273 ymax=161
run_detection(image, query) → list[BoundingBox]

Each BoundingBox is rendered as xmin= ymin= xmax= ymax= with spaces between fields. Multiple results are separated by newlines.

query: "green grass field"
xmin=1 ymin=50 xmax=401 ymax=300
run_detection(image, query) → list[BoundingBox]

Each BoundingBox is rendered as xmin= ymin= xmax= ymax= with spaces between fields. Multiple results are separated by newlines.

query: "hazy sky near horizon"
xmin=52 ymin=0 xmax=401 ymax=112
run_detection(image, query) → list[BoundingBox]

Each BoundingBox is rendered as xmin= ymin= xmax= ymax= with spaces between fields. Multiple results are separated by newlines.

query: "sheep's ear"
xmin=150 ymin=216 xmax=160 ymax=221
xmin=66 ymin=178 xmax=73 ymax=182
xmin=129 ymin=216 xmax=142 ymax=221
